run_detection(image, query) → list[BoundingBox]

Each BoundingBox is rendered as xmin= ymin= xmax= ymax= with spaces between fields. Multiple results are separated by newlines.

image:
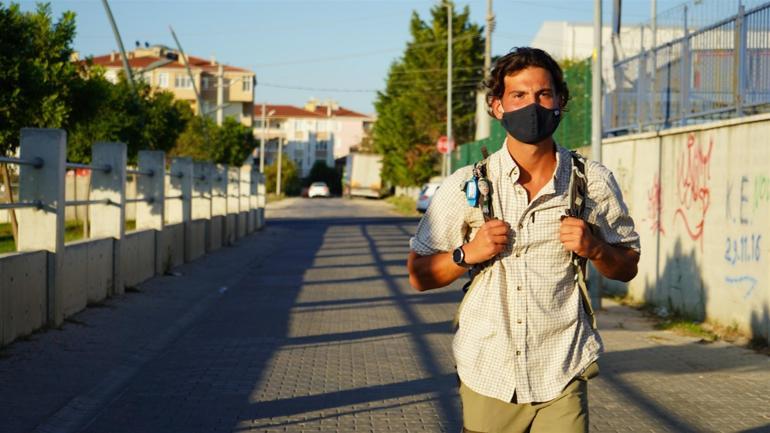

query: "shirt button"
xmin=516 ymin=350 xmax=521 ymax=356
xmin=515 ymin=252 xmax=520 ymax=258
xmin=517 ymin=223 xmax=523 ymax=230
xmin=516 ymin=286 xmax=522 ymax=291
xmin=517 ymin=319 xmax=522 ymax=324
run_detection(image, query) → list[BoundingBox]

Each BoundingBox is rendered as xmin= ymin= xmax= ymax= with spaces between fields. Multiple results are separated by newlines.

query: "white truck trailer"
xmin=344 ymin=153 xmax=388 ymax=198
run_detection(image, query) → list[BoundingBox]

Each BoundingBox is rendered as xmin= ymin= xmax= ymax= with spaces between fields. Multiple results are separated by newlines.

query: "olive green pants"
xmin=460 ymin=363 xmax=598 ymax=433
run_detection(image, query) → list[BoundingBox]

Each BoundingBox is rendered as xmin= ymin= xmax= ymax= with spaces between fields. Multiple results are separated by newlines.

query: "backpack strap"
xmin=568 ymin=151 xmax=597 ymax=330
xmin=454 ymin=147 xmax=493 ymax=330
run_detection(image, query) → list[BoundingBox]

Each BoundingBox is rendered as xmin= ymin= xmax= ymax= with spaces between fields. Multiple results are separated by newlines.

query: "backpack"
xmin=456 ymin=147 xmax=597 ymax=330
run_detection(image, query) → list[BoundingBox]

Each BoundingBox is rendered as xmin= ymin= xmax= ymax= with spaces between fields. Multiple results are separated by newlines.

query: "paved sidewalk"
xmin=0 ymin=199 xmax=767 ymax=432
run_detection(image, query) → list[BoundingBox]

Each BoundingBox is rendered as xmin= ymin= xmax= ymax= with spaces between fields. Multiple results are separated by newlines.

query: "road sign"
xmin=436 ymin=136 xmax=454 ymax=154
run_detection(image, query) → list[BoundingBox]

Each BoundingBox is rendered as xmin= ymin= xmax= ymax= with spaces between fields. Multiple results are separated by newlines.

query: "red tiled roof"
xmin=85 ymin=53 xmax=251 ymax=74
xmin=254 ymin=104 xmax=322 ymax=118
xmin=310 ymin=106 xmax=368 ymax=118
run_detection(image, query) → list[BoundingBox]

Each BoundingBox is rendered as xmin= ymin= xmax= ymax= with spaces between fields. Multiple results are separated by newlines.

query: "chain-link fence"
xmin=606 ymin=1 xmax=770 ymax=135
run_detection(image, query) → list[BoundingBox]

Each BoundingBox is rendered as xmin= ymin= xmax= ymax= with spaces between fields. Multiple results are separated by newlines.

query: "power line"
xmin=259 ymin=79 xmax=483 ymax=93
xmin=249 ymin=33 xmax=480 ymax=68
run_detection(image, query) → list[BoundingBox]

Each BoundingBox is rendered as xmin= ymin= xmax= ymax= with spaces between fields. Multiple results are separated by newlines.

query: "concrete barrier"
xmin=187 ymin=220 xmax=207 ymax=262
xmin=60 ymin=238 xmax=113 ymax=317
xmin=602 ymin=113 xmax=770 ymax=343
xmin=122 ymin=229 xmax=155 ymax=288
xmin=0 ymin=129 xmax=266 ymax=346
xmin=157 ymin=223 xmax=185 ymax=275
xmin=0 ymin=250 xmax=47 ymax=344
xmin=208 ymin=216 xmax=224 ymax=252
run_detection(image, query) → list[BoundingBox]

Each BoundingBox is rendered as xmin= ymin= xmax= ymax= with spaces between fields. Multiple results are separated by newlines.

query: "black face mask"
xmin=500 ymin=103 xmax=561 ymax=144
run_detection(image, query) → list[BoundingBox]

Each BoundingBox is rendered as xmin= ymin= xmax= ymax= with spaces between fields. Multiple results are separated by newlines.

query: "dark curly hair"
xmin=483 ymin=47 xmax=570 ymax=116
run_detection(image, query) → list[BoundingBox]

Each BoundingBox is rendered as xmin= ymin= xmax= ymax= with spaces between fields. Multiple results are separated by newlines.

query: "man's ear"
xmin=491 ymin=99 xmax=504 ymax=120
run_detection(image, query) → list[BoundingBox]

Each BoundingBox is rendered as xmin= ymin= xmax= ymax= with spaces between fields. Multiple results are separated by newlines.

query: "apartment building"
xmin=85 ymin=45 xmax=255 ymax=127
xmin=253 ymin=100 xmax=373 ymax=178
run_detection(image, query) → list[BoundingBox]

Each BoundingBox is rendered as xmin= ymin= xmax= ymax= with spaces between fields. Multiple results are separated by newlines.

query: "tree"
xmin=171 ymin=117 xmax=256 ymax=166
xmin=0 ymin=2 xmax=78 ymax=242
xmin=0 ymin=2 xmax=79 ymax=156
xmin=67 ymin=73 xmax=193 ymax=163
xmin=373 ymin=2 xmax=484 ymax=187
xmin=265 ymin=154 xmax=301 ymax=196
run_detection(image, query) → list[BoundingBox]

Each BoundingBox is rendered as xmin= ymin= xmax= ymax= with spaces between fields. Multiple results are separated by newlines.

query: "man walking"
xmin=407 ymin=47 xmax=640 ymax=432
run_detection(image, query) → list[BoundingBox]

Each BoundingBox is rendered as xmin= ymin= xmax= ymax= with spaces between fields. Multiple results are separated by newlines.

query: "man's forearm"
xmin=589 ymin=242 xmax=639 ymax=282
xmin=407 ymin=250 xmax=468 ymax=291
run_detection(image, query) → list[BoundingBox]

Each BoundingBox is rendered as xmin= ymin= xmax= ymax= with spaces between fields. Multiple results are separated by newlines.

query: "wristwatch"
xmin=452 ymin=245 xmax=471 ymax=268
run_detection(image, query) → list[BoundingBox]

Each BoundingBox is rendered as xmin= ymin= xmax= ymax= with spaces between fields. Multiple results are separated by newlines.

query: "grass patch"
xmin=0 ymin=220 xmax=87 ymax=253
xmin=654 ymin=318 xmax=718 ymax=341
xmin=266 ymin=193 xmax=285 ymax=204
xmin=386 ymin=195 xmax=420 ymax=217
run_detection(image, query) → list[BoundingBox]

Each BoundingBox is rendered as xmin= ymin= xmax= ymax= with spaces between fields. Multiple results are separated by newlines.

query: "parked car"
xmin=308 ymin=181 xmax=331 ymax=198
xmin=416 ymin=182 xmax=441 ymax=213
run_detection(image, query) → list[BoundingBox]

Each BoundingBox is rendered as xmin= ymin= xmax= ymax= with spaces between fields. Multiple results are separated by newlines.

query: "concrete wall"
xmin=208 ymin=216 xmax=223 ymax=251
xmin=187 ymin=220 xmax=207 ymax=262
xmin=0 ymin=251 xmax=47 ymax=345
xmin=60 ymin=238 xmax=113 ymax=317
xmin=122 ymin=230 xmax=155 ymax=288
xmin=601 ymin=113 xmax=770 ymax=342
xmin=157 ymin=223 xmax=185 ymax=275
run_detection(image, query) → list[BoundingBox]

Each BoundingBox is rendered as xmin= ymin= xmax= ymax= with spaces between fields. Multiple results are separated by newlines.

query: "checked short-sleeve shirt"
xmin=410 ymin=143 xmax=640 ymax=404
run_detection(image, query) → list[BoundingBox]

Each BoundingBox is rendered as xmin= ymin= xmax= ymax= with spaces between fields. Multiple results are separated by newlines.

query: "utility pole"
xmin=101 ymin=0 xmax=134 ymax=92
xmin=260 ymin=104 xmax=275 ymax=174
xmin=260 ymin=103 xmax=267 ymax=174
xmin=484 ymin=0 xmax=493 ymax=89
xmin=169 ymin=26 xmax=204 ymax=120
xmin=591 ymin=0 xmax=603 ymax=311
xmin=474 ymin=0 xmax=493 ymax=140
xmin=216 ymin=63 xmax=224 ymax=126
xmin=445 ymin=1 xmax=453 ymax=178
xmin=592 ymin=0 xmax=602 ymax=165
xmin=276 ymin=139 xmax=283 ymax=196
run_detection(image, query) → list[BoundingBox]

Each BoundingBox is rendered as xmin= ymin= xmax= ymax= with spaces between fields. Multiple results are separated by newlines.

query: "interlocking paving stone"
xmin=0 ymin=198 xmax=767 ymax=432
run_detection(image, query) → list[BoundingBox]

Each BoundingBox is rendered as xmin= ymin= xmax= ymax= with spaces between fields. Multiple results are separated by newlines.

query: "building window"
xmin=202 ymin=76 xmax=211 ymax=89
xmin=157 ymin=72 xmax=169 ymax=88
xmin=175 ymin=74 xmax=193 ymax=88
xmin=242 ymin=76 xmax=252 ymax=92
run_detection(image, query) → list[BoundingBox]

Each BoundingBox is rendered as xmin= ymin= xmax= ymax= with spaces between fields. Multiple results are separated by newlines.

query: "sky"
xmin=16 ymin=0 xmax=686 ymax=115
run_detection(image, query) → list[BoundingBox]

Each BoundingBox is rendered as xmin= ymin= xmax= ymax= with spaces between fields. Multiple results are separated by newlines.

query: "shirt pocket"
xmin=527 ymin=200 xmax=572 ymax=270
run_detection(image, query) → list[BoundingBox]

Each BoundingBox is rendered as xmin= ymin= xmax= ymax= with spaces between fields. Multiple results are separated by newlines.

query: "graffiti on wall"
xmin=753 ymin=175 xmax=770 ymax=211
xmin=646 ymin=173 xmax=665 ymax=235
xmin=724 ymin=174 xmax=764 ymax=300
xmin=674 ymin=133 xmax=713 ymax=249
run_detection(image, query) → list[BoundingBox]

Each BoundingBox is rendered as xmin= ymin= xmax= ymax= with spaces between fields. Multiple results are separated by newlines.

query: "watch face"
xmin=453 ymin=247 xmax=463 ymax=264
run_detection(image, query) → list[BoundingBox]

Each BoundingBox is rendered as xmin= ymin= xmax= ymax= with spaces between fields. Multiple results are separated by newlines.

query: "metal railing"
xmin=0 ymin=155 xmax=44 ymax=210
xmin=606 ymin=1 xmax=770 ymax=135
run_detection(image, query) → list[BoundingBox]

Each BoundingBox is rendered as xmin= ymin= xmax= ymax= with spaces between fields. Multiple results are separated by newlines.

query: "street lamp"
xmin=276 ymin=138 xmax=286 ymax=196
xmin=260 ymin=103 xmax=276 ymax=174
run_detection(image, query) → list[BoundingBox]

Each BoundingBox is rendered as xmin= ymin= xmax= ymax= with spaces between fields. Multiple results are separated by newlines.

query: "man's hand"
xmin=464 ymin=219 xmax=511 ymax=264
xmin=559 ymin=216 xmax=599 ymax=259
